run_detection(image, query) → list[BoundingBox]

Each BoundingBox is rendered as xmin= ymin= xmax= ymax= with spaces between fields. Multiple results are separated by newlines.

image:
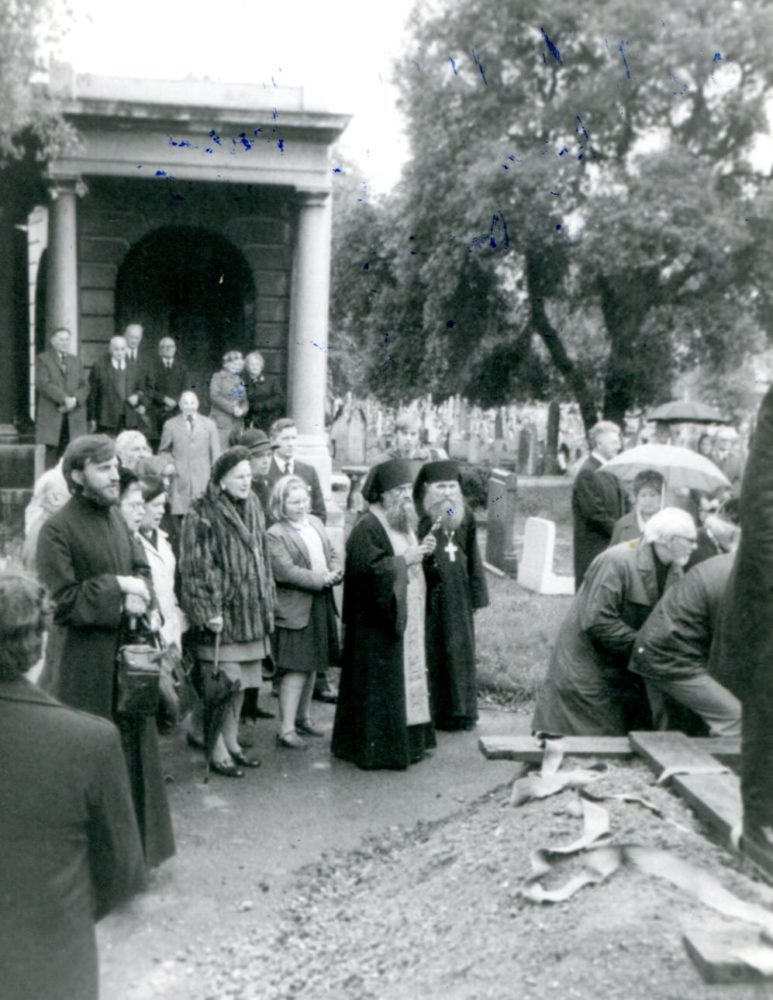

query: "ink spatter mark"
xmin=472 ymin=48 xmax=488 ymax=86
xmin=169 ymin=137 xmax=193 ymax=148
xmin=575 ymin=114 xmax=591 ymax=160
xmin=311 ymin=341 xmax=327 ymax=351
xmin=362 ymin=262 xmax=371 ymax=271
xmin=540 ymin=27 xmax=562 ymax=65
xmin=332 ymin=167 xmax=343 ymax=174
xmin=555 ymin=223 xmax=563 ymax=231
xmin=449 ymin=56 xmax=458 ymax=75
xmin=446 ymin=319 xmax=455 ymax=329
xmin=277 ymin=139 xmax=285 ymax=153
xmin=618 ymin=41 xmax=632 ymax=79
xmin=549 ymin=191 xmax=560 ymax=197
xmin=272 ymin=108 xmax=279 ymax=121
xmin=237 ymin=132 xmax=252 ymax=150
xmin=713 ymin=52 xmax=723 ymax=62
xmin=468 ymin=212 xmax=510 ymax=253
xmin=209 ymin=129 xmax=222 ymax=146
xmin=254 ymin=127 xmax=263 ymax=135
xmin=502 ymin=153 xmax=520 ymax=170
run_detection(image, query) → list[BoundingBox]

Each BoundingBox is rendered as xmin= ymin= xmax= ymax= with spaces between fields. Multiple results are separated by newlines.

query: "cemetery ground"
xmin=98 ymin=495 xmax=773 ymax=1000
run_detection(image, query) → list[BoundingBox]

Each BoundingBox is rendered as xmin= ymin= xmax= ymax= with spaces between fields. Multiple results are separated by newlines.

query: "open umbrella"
xmin=604 ymin=444 xmax=730 ymax=495
xmin=201 ymin=632 xmax=241 ymax=782
xmin=646 ymin=400 xmax=730 ymax=424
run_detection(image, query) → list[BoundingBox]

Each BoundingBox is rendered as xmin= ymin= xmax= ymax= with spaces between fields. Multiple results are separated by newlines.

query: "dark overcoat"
xmin=533 ymin=539 xmax=681 ymax=736
xmin=180 ymin=484 xmax=275 ymax=646
xmin=35 ymin=349 xmax=89 ymax=446
xmin=245 ymin=373 xmax=285 ymax=431
xmin=572 ymin=456 xmax=630 ymax=586
xmin=631 ymin=553 xmax=734 ymax=683
xmin=418 ymin=512 xmax=488 ymax=729
xmin=145 ymin=356 xmax=191 ymax=440
xmin=36 ymin=493 xmax=175 ymax=867
xmin=331 ymin=511 xmax=435 ymax=770
xmin=710 ymin=385 xmax=773 ymax=830
xmin=0 ymin=677 xmax=145 ymax=1000
xmin=87 ymin=356 xmax=145 ymax=433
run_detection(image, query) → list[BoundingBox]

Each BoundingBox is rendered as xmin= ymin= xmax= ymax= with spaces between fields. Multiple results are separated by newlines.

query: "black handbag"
xmin=115 ymin=641 xmax=163 ymax=718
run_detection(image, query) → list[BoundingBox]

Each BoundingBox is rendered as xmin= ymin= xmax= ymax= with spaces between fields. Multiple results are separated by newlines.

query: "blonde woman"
xmin=267 ymin=475 xmax=341 ymax=748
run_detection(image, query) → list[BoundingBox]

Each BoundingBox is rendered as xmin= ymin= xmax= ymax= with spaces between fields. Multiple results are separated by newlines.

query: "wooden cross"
xmin=444 ymin=535 xmax=459 ymax=562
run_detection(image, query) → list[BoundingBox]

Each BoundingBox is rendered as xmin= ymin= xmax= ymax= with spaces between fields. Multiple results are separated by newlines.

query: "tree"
xmin=340 ymin=0 xmax=773 ymax=430
xmin=0 ymin=0 xmax=73 ymax=165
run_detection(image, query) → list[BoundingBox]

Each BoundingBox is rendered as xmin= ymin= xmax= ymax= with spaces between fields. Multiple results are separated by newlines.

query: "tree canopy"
xmin=330 ymin=0 xmax=773 ymax=429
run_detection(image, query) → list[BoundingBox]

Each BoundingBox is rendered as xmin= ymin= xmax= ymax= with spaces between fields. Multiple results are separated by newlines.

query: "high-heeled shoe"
xmin=209 ymin=759 xmax=245 ymax=778
xmin=230 ymin=751 xmax=261 ymax=768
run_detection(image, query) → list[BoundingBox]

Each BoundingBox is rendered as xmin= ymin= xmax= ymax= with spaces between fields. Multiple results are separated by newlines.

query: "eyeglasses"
xmin=670 ymin=534 xmax=698 ymax=548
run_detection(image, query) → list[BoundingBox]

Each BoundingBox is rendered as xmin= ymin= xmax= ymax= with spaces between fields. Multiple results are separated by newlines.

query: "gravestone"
xmin=517 ymin=517 xmax=574 ymax=595
xmin=518 ymin=425 xmax=538 ymax=476
xmin=485 ymin=468 xmax=518 ymax=576
xmin=0 ymin=443 xmax=45 ymax=554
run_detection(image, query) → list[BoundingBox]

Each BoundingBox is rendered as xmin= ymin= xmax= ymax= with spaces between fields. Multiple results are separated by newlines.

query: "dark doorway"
xmin=115 ymin=227 xmax=256 ymax=401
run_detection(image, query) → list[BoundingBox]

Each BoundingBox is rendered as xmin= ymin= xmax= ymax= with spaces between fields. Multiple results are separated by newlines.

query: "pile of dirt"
xmin=192 ymin=760 xmax=773 ymax=999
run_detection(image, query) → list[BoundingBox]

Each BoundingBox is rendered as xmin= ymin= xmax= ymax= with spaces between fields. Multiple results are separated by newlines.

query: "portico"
xmin=3 ymin=64 xmax=349 ymax=490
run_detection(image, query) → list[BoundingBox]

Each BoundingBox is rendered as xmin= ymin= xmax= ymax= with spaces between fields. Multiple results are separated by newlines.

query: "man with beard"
xmin=414 ymin=461 xmax=489 ymax=731
xmin=332 ymin=459 xmax=437 ymax=770
xmin=36 ymin=435 xmax=175 ymax=868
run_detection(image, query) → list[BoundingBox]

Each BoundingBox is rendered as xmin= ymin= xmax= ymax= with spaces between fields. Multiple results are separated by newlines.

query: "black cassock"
xmin=332 ymin=511 xmax=435 ymax=770
xmin=419 ymin=513 xmax=489 ymax=730
xmin=37 ymin=493 xmax=175 ymax=868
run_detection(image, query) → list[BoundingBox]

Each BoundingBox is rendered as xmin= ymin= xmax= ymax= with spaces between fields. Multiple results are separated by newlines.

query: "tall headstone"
xmin=485 ymin=468 xmax=518 ymax=576
xmin=517 ymin=517 xmax=574 ymax=595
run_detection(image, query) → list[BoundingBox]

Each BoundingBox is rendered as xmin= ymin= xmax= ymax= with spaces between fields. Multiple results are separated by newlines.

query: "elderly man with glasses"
xmin=533 ymin=507 xmax=698 ymax=736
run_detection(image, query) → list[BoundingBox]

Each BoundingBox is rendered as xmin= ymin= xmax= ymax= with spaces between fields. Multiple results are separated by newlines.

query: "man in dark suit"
xmin=0 ymin=570 xmax=145 ymax=1000
xmin=267 ymin=417 xmax=334 ymax=701
xmin=146 ymin=336 xmax=190 ymax=448
xmin=572 ymin=420 xmax=629 ymax=587
xmin=35 ymin=327 xmax=89 ymax=468
xmin=124 ymin=321 xmax=151 ymax=404
xmin=267 ymin=417 xmax=327 ymax=522
xmin=87 ymin=335 xmax=146 ymax=434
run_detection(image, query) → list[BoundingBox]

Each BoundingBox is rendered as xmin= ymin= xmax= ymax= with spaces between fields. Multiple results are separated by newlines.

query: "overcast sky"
xmin=56 ymin=0 xmax=417 ymax=194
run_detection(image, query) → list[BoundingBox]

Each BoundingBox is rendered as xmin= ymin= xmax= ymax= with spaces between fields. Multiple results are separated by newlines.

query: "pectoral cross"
xmin=444 ymin=534 xmax=458 ymax=562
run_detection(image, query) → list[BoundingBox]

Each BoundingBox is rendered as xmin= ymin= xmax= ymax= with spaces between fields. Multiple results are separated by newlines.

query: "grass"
xmin=475 ymin=573 xmax=571 ymax=707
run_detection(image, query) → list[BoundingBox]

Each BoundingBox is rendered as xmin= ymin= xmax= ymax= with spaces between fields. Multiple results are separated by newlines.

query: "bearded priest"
xmin=414 ymin=461 xmax=489 ymax=731
xmin=331 ymin=459 xmax=437 ymax=770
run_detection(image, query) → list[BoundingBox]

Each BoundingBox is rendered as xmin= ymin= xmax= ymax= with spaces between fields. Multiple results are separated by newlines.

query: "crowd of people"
xmin=4 ymin=323 xmax=493 ymax=999
xmin=534 ymin=418 xmax=744 ymax=741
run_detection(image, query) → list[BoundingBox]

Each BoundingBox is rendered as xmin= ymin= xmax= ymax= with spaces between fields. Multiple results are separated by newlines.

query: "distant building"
xmin=0 ymin=63 xmax=350 ymax=489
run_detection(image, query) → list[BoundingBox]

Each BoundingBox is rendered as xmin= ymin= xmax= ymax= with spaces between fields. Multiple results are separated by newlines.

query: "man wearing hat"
xmin=234 ymin=428 xmax=273 ymax=519
xmin=414 ymin=460 xmax=489 ymax=731
xmin=331 ymin=459 xmax=438 ymax=770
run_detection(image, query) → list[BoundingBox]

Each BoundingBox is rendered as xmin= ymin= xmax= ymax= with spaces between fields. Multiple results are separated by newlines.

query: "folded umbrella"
xmin=201 ymin=631 xmax=241 ymax=782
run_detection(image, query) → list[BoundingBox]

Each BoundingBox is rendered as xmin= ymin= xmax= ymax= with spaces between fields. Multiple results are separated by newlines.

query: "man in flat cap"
xmin=414 ymin=460 xmax=489 ymax=731
xmin=332 ymin=459 xmax=437 ymax=770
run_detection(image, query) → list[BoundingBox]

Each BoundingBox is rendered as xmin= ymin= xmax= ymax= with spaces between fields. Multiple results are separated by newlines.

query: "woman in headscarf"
xmin=180 ymin=447 xmax=275 ymax=777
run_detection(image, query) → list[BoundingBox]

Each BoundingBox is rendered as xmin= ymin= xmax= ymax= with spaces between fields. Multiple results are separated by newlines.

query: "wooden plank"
xmin=629 ymin=730 xmax=720 ymax=775
xmin=478 ymin=735 xmax=633 ymax=763
xmin=479 ymin=733 xmax=738 ymax=764
xmin=683 ymin=923 xmax=773 ymax=984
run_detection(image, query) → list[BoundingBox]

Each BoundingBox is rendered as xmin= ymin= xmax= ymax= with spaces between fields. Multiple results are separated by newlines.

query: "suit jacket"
xmin=572 ymin=455 xmax=630 ymax=586
xmin=0 ymin=677 xmax=145 ymax=1000
xmin=145 ymin=357 xmax=191 ymax=439
xmin=245 ymin=373 xmax=285 ymax=431
xmin=125 ymin=346 xmax=152 ymax=403
xmin=268 ymin=515 xmax=338 ymax=628
xmin=610 ymin=509 xmax=642 ymax=546
xmin=87 ymin=356 xmax=144 ymax=432
xmin=35 ymin=349 xmax=89 ymax=446
xmin=159 ymin=412 xmax=221 ymax=515
xmin=267 ymin=455 xmax=327 ymax=523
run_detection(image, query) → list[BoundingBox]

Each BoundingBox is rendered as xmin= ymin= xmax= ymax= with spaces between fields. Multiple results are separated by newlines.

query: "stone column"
xmin=289 ymin=189 xmax=333 ymax=494
xmin=45 ymin=177 xmax=86 ymax=350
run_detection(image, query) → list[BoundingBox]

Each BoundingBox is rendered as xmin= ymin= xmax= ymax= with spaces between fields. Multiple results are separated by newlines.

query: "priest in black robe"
xmin=415 ymin=461 xmax=489 ymax=731
xmin=36 ymin=434 xmax=175 ymax=868
xmin=331 ymin=459 xmax=437 ymax=770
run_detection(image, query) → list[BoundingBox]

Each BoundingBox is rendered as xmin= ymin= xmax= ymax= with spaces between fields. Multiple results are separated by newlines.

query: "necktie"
xmin=58 ymin=353 xmax=67 ymax=373
xmin=187 ymin=415 xmax=194 ymax=432
xmin=285 ymin=460 xmax=293 ymax=476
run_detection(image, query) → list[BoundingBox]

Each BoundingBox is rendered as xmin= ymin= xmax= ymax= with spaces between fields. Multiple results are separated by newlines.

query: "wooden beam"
xmin=479 ymin=733 xmax=739 ymax=765
xmin=683 ymin=923 xmax=773 ymax=984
